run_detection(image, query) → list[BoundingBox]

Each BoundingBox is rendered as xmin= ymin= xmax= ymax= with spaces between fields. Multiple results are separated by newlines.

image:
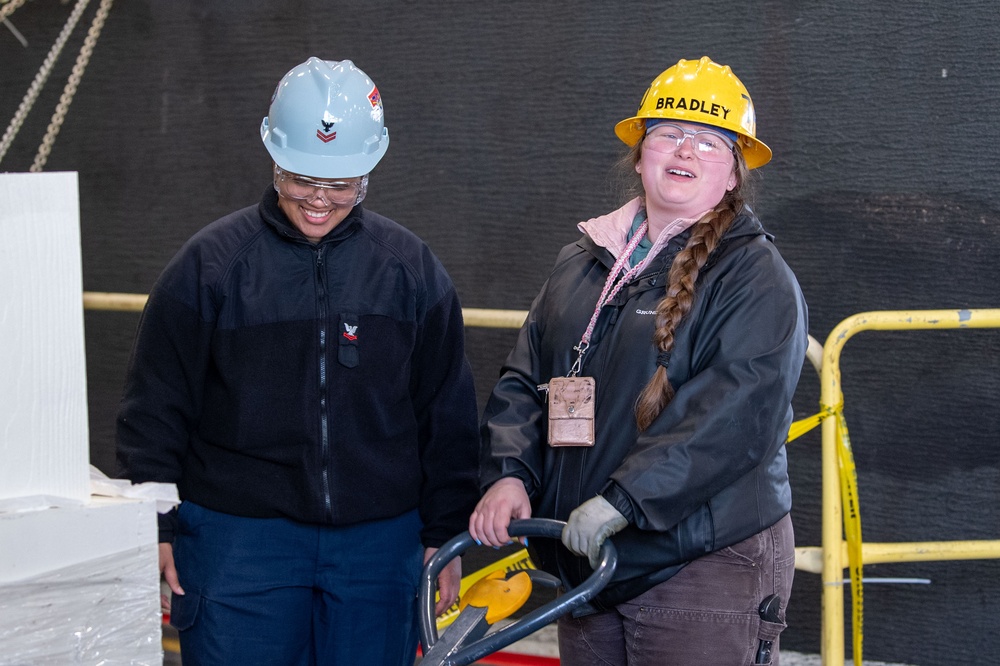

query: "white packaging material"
xmin=0 ymin=172 xmax=90 ymax=503
xmin=0 ymin=546 xmax=162 ymax=665
xmin=89 ymin=465 xmax=180 ymax=515
xmin=0 ymin=498 xmax=161 ymax=664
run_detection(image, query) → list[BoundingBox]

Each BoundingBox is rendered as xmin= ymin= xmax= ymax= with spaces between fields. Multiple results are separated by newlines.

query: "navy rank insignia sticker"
xmin=316 ymin=118 xmax=336 ymax=143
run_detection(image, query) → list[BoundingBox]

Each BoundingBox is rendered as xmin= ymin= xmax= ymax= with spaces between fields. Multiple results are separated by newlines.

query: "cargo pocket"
xmin=169 ymin=589 xmax=201 ymax=631
xmin=338 ymin=313 xmax=360 ymax=368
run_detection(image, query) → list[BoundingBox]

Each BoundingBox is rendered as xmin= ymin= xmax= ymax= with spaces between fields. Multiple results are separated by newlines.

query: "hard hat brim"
xmin=260 ymin=120 xmax=389 ymax=179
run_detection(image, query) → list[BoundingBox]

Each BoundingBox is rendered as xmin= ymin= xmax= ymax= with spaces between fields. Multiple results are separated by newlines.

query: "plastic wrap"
xmin=89 ymin=466 xmax=180 ymax=514
xmin=0 ymin=543 xmax=161 ymax=665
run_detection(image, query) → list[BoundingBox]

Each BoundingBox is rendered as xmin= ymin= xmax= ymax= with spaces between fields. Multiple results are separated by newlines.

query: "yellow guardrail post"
xmin=820 ymin=308 xmax=1000 ymax=666
xmin=821 ymin=319 xmax=847 ymax=666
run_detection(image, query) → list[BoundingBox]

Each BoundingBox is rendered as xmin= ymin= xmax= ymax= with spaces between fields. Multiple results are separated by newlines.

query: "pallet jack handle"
xmin=419 ymin=518 xmax=617 ymax=666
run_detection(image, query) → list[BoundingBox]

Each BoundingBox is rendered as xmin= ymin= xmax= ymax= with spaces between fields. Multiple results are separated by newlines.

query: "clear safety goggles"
xmin=273 ymin=166 xmax=368 ymax=206
xmin=643 ymin=123 xmax=736 ymax=163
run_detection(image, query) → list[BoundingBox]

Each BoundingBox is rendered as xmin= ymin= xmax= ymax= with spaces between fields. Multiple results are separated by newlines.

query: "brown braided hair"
xmin=626 ymin=140 xmax=752 ymax=431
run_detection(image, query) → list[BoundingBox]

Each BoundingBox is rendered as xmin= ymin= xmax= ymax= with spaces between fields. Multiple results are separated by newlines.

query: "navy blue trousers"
xmin=169 ymin=502 xmax=423 ymax=665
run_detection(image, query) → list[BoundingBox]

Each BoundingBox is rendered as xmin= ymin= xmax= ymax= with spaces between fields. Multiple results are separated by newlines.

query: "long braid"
xmin=634 ymin=152 xmax=750 ymax=431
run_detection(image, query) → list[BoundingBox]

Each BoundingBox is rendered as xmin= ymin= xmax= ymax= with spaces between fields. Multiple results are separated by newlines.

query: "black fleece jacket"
xmin=117 ymin=188 xmax=479 ymax=548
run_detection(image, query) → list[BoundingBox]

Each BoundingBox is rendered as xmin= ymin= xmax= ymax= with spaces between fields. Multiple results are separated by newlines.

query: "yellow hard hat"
xmin=615 ymin=56 xmax=772 ymax=169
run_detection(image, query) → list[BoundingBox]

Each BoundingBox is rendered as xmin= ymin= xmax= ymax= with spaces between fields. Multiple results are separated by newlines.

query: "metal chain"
xmin=0 ymin=0 xmax=29 ymax=24
xmin=0 ymin=0 xmax=92 ymax=167
xmin=31 ymin=0 xmax=114 ymax=172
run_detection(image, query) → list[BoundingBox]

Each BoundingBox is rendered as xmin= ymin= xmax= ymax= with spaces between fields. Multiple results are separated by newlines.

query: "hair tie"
xmin=656 ymin=351 xmax=671 ymax=369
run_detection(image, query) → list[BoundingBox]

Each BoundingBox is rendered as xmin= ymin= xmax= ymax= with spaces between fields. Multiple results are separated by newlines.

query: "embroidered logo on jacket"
xmin=343 ymin=323 xmax=358 ymax=341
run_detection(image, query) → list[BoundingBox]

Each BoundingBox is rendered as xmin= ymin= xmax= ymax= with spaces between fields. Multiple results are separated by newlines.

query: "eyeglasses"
xmin=643 ymin=123 xmax=735 ymax=163
xmin=273 ymin=166 xmax=368 ymax=206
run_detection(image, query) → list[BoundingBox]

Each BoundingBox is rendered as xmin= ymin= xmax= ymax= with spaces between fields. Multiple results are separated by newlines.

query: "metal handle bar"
xmin=419 ymin=518 xmax=617 ymax=666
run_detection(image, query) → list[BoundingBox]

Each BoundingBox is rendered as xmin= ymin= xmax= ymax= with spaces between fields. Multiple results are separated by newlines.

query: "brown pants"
xmin=558 ymin=513 xmax=795 ymax=666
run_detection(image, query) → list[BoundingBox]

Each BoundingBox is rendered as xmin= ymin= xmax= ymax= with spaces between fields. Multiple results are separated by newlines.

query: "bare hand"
xmin=424 ymin=548 xmax=461 ymax=616
xmin=159 ymin=542 xmax=185 ymax=613
xmin=468 ymin=477 xmax=531 ymax=547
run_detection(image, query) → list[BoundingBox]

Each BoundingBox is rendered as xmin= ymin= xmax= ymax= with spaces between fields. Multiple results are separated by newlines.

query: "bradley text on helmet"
xmin=655 ymin=97 xmax=730 ymax=119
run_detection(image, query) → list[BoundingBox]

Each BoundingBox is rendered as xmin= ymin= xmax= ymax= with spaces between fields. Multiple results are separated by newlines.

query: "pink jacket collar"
xmin=577 ymin=198 xmax=704 ymax=263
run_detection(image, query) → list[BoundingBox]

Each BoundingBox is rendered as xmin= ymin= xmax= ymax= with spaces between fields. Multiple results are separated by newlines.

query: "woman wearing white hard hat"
xmin=118 ymin=57 xmax=479 ymax=665
xmin=471 ymin=57 xmax=806 ymax=664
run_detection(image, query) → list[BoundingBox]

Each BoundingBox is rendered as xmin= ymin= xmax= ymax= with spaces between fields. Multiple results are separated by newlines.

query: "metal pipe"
xmin=82 ymin=292 xmax=530 ymax=329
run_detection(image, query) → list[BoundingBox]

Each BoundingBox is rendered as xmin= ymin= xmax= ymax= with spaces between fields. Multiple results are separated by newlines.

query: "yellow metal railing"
xmin=82 ymin=292 xmax=530 ymax=329
xmin=815 ymin=309 xmax=1000 ymax=665
xmin=83 ymin=292 xmax=148 ymax=312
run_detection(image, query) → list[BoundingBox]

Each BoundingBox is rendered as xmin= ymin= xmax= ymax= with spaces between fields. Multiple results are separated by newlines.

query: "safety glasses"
xmin=273 ymin=166 xmax=368 ymax=206
xmin=643 ymin=123 xmax=735 ymax=163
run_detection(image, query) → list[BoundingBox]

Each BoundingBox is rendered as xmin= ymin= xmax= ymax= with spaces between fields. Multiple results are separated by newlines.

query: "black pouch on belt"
xmin=754 ymin=594 xmax=786 ymax=665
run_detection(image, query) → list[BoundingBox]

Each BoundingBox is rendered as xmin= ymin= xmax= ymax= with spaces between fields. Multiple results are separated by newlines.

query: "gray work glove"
xmin=562 ymin=495 xmax=628 ymax=568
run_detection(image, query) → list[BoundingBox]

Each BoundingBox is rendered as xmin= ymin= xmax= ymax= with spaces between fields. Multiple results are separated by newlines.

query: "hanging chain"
xmin=0 ymin=0 xmax=92 ymax=167
xmin=31 ymin=0 xmax=114 ymax=172
xmin=0 ymin=0 xmax=29 ymax=24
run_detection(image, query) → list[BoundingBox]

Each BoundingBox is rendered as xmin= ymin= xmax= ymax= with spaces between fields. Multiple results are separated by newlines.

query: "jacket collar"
xmin=258 ymin=186 xmax=363 ymax=244
xmin=577 ymin=197 xmax=704 ymax=264
xmin=577 ymin=198 xmax=768 ymax=268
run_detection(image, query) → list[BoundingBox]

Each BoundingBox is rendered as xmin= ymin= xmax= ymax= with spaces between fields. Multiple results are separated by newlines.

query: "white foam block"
xmin=0 ymin=496 xmax=157 ymax=583
xmin=0 ymin=172 xmax=89 ymax=502
xmin=0 ymin=497 xmax=161 ymax=663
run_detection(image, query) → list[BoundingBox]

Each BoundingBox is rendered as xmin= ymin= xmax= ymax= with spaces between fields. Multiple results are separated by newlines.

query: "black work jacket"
xmin=480 ymin=205 xmax=808 ymax=606
xmin=117 ymin=188 xmax=479 ymax=548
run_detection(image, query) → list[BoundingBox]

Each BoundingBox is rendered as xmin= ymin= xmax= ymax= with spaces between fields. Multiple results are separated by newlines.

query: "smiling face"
xmin=636 ymin=120 xmax=738 ymax=226
xmin=274 ymin=168 xmax=365 ymax=243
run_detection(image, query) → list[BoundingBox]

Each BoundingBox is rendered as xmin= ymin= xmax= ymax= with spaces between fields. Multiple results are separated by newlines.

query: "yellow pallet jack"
xmin=419 ymin=519 xmax=617 ymax=666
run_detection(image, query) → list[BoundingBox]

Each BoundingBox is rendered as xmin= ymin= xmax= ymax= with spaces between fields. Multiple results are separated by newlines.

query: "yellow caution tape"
xmin=786 ymin=403 xmax=839 ymax=443
xmin=835 ymin=409 xmax=864 ymax=666
xmin=787 ymin=401 xmax=865 ymax=664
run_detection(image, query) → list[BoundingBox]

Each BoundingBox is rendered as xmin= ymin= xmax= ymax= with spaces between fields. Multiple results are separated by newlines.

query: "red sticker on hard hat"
xmin=316 ymin=119 xmax=337 ymax=143
xmin=368 ymin=86 xmax=381 ymax=108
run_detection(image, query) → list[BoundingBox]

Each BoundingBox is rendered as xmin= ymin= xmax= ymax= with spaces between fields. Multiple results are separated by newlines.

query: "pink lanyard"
xmin=570 ymin=221 xmax=651 ymax=376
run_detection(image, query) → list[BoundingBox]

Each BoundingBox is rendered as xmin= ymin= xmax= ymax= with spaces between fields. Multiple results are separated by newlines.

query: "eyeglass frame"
xmin=272 ymin=165 xmax=369 ymax=206
xmin=642 ymin=122 xmax=737 ymax=162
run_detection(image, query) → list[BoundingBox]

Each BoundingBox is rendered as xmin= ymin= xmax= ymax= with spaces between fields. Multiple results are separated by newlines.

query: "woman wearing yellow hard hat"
xmin=471 ymin=56 xmax=806 ymax=664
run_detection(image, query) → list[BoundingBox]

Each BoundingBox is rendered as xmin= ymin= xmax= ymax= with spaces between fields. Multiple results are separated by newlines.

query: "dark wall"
xmin=2 ymin=2 xmax=999 ymax=663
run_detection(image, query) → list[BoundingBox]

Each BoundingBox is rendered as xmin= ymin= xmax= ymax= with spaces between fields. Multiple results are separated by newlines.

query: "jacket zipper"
xmin=315 ymin=246 xmax=333 ymax=521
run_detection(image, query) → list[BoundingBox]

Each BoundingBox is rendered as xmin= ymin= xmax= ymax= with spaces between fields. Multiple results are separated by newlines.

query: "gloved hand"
xmin=562 ymin=495 xmax=628 ymax=568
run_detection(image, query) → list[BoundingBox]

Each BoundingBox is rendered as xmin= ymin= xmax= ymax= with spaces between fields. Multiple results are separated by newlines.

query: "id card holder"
xmin=546 ymin=376 xmax=595 ymax=447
